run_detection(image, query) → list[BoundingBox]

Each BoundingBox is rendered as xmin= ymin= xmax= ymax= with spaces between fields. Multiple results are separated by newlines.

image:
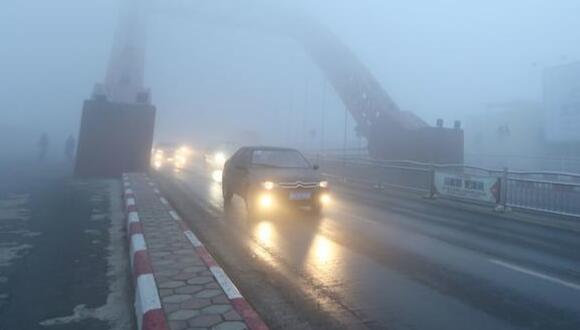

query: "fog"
xmin=2 ymin=0 xmax=579 ymax=161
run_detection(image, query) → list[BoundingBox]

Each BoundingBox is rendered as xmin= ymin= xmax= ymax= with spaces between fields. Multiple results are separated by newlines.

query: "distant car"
xmin=204 ymin=142 xmax=237 ymax=171
xmin=205 ymin=150 xmax=228 ymax=170
xmin=152 ymin=142 xmax=191 ymax=169
xmin=222 ymin=146 xmax=331 ymax=215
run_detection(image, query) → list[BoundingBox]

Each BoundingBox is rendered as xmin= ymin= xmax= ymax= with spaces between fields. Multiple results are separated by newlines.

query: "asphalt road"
xmin=158 ymin=165 xmax=580 ymax=330
xmin=0 ymin=162 xmax=131 ymax=330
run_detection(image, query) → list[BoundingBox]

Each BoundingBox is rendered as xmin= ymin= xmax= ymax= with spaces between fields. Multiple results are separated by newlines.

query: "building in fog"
xmin=465 ymin=62 xmax=580 ymax=172
xmin=465 ymin=101 xmax=545 ymax=170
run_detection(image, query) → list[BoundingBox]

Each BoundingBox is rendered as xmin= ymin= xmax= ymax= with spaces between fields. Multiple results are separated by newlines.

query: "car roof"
xmin=242 ymin=146 xmax=301 ymax=153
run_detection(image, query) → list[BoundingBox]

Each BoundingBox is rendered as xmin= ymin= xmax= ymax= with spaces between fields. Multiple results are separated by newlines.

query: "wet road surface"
xmin=158 ymin=165 xmax=580 ymax=330
xmin=0 ymin=162 xmax=131 ymax=330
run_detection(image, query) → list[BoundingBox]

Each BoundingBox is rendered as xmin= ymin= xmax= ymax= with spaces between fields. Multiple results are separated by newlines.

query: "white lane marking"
xmin=159 ymin=197 xmax=169 ymax=206
xmin=148 ymin=181 xmax=155 ymax=187
xmin=209 ymin=266 xmax=242 ymax=299
xmin=154 ymin=188 xmax=160 ymax=195
xmin=184 ymin=231 xmax=203 ymax=248
xmin=124 ymin=188 xmax=134 ymax=196
xmin=123 ymin=181 xmax=131 ymax=188
xmin=169 ymin=210 xmax=181 ymax=221
xmin=490 ymin=259 xmax=580 ymax=291
xmin=135 ymin=274 xmax=162 ymax=316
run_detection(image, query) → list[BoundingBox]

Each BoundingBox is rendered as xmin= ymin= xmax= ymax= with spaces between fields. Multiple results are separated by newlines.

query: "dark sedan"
xmin=222 ymin=147 xmax=331 ymax=215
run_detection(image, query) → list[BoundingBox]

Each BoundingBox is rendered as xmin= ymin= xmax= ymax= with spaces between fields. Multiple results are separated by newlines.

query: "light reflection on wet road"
xmin=167 ymin=166 xmax=580 ymax=330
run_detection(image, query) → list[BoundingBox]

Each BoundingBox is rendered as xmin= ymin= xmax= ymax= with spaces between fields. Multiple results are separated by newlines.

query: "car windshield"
xmin=251 ymin=150 xmax=310 ymax=169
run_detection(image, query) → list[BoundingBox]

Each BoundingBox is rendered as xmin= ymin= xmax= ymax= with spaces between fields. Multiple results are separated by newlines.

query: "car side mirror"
xmin=313 ymin=164 xmax=319 ymax=170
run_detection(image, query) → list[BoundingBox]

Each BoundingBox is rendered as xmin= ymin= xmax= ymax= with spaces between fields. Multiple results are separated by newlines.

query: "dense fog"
xmin=2 ymin=0 xmax=579 ymax=163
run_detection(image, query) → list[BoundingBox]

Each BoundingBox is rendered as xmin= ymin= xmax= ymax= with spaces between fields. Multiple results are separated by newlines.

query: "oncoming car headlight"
xmin=178 ymin=146 xmax=191 ymax=156
xmin=261 ymin=181 xmax=276 ymax=190
xmin=319 ymin=181 xmax=329 ymax=188
xmin=175 ymin=155 xmax=187 ymax=166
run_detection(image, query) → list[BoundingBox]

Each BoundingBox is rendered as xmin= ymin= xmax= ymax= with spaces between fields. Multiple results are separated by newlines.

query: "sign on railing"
xmin=316 ymin=154 xmax=580 ymax=217
xmin=433 ymin=172 xmax=500 ymax=204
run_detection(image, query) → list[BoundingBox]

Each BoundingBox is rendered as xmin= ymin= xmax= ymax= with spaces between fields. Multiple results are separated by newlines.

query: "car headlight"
xmin=259 ymin=194 xmax=273 ymax=208
xmin=261 ymin=181 xmax=275 ymax=190
xmin=320 ymin=193 xmax=332 ymax=205
xmin=319 ymin=181 xmax=329 ymax=188
xmin=176 ymin=155 xmax=186 ymax=165
xmin=178 ymin=146 xmax=191 ymax=155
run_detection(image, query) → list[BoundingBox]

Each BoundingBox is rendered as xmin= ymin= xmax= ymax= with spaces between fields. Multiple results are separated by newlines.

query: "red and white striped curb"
xmin=123 ymin=174 xmax=169 ymax=330
xmin=145 ymin=176 xmax=269 ymax=330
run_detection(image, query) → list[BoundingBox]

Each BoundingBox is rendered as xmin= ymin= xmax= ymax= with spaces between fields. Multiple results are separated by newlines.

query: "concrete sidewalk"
xmin=123 ymin=173 xmax=267 ymax=330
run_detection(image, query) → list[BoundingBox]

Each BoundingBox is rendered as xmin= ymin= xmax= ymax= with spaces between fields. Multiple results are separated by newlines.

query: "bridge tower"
xmin=75 ymin=0 xmax=155 ymax=177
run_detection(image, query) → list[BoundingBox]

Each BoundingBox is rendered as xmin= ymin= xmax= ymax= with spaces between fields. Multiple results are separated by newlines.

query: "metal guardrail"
xmin=311 ymin=155 xmax=580 ymax=218
xmin=506 ymin=178 xmax=580 ymax=217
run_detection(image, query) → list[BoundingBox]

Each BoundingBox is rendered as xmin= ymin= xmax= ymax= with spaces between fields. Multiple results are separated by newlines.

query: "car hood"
xmin=248 ymin=167 xmax=322 ymax=183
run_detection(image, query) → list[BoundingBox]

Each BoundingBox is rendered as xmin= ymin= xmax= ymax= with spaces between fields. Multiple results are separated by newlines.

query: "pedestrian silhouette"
xmin=65 ymin=135 xmax=76 ymax=162
xmin=38 ymin=133 xmax=49 ymax=162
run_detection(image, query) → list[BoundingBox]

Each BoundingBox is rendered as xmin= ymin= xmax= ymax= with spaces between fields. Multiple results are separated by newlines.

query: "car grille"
xmin=278 ymin=181 xmax=318 ymax=189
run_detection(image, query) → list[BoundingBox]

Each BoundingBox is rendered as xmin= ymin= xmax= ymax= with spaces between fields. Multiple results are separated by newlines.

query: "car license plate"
xmin=289 ymin=192 xmax=311 ymax=200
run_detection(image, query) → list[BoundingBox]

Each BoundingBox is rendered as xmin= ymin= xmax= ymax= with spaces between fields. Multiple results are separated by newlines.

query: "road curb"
xmin=144 ymin=175 xmax=269 ymax=330
xmin=122 ymin=174 xmax=169 ymax=330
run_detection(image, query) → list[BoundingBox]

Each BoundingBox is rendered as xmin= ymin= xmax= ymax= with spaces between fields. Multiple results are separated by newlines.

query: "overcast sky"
xmin=2 ymin=0 xmax=579 ymax=155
